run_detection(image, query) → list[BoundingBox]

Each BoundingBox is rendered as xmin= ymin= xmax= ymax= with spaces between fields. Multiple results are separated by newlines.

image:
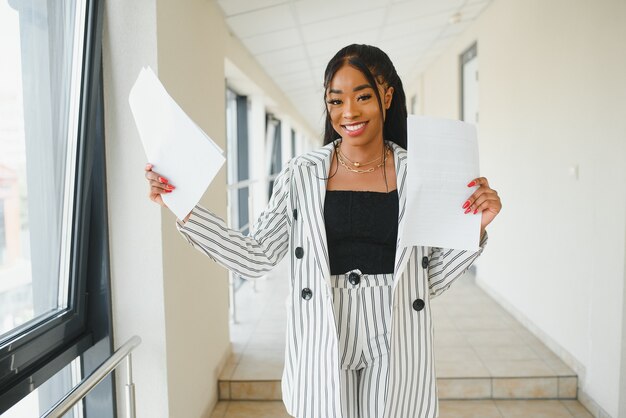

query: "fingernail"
xmin=464 ymin=207 xmax=472 ymax=214
xmin=462 ymin=200 xmax=470 ymax=209
xmin=158 ymin=176 xmax=168 ymax=184
xmin=473 ymin=208 xmax=478 ymax=214
xmin=165 ymin=189 xmax=172 ymax=193
xmin=467 ymin=181 xmax=476 ymax=187
xmin=166 ymin=185 xmax=175 ymax=190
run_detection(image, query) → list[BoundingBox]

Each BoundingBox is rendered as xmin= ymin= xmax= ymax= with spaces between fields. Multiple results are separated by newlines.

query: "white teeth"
xmin=344 ymin=122 xmax=365 ymax=131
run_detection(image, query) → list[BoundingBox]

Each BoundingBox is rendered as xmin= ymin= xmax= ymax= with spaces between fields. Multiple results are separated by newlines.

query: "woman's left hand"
xmin=463 ymin=177 xmax=502 ymax=231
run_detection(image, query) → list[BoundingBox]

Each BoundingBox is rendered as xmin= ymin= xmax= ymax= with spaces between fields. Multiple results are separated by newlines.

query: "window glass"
xmin=460 ymin=43 xmax=478 ymax=123
xmin=226 ymin=89 xmax=250 ymax=291
xmin=225 ymin=89 xmax=250 ymax=234
xmin=2 ymin=357 xmax=83 ymax=417
xmin=0 ymin=0 xmax=84 ymax=338
xmin=266 ymin=116 xmax=281 ymax=197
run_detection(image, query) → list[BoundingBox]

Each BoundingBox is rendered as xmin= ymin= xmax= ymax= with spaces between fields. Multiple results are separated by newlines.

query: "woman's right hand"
xmin=145 ymin=163 xmax=175 ymax=208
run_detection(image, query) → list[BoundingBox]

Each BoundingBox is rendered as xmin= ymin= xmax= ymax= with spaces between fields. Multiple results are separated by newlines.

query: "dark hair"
xmin=322 ymin=44 xmax=407 ymax=149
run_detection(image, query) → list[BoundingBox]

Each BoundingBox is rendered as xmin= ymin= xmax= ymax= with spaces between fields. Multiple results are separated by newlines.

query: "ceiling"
xmin=216 ymin=0 xmax=492 ymax=135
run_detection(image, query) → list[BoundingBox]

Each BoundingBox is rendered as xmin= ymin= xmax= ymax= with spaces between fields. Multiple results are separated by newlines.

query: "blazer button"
xmin=295 ymin=247 xmax=304 ymax=259
xmin=293 ymin=208 xmax=298 ymax=220
xmin=412 ymin=298 xmax=425 ymax=311
xmin=422 ymin=256 xmax=429 ymax=269
xmin=301 ymin=288 xmax=313 ymax=300
xmin=348 ymin=272 xmax=361 ymax=285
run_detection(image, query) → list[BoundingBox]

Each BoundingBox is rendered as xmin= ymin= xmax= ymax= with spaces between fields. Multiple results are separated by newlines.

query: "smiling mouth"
xmin=342 ymin=121 xmax=367 ymax=132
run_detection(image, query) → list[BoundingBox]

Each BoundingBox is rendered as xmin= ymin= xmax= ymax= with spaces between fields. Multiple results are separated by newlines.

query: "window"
xmin=0 ymin=198 xmax=5 ymax=266
xmin=225 ymin=88 xmax=250 ymax=235
xmin=2 ymin=357 xmax=83 ymax=418
xmin=0 ymin=0 xmax=83 ymax=340
xmin=266 ymin=114 xmax=282 ymax=198
xmin=0 ymin=0 xmax=114 ymax=414
xmin=226 ymin=88 xmax=251 ymax=294
xmin=460 ymin=42 xmax=479 ymax=124
xmin=410 ymin=94 xmax=418 ymax=115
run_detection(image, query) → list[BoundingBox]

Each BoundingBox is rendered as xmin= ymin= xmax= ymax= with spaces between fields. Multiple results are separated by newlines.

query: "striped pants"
xmin=330 ymin=269 xmax=394 ymax=418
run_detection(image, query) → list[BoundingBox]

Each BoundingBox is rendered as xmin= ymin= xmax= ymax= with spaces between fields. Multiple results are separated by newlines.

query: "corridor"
xmin=3 ymin=0 xmax=622 ymax=415
xmin=210 ymin=266 xmax=593 ymax=417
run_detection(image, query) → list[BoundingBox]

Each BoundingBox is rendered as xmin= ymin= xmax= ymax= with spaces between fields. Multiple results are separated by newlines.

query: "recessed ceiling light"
xmin=449 ymin=12 xmax=462 ymax=24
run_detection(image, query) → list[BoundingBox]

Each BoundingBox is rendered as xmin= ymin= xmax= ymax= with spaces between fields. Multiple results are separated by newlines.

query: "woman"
xmin=144 ymin=44 xmax=502 ymax=418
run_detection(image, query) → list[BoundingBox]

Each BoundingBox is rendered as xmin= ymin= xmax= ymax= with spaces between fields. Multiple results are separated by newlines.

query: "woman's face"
xmin=326 ymin=63 xmax=394 ymax=147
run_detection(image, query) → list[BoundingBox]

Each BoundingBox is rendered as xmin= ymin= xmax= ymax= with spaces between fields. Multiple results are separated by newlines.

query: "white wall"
xmin=408 ymin=0 xmax=626 ymax=416
xmin=103 ymin=0 xmax=319 ymax=417
xmin=102 ymin=0 xmax=171 ymax=416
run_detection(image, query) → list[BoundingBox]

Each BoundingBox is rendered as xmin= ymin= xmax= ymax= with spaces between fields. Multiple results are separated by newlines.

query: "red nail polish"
xmin=464 ymin=207 xmax=471 ymax=214
xmin=473 ymin=209 xmax=478 ymax=214
xmin=158 ymin=176 xmax=168 ymax=184
xmin=462 ymin=200 xmax=470 ymax=209
xmin=467 ymin=181 xmax=476 ymax=187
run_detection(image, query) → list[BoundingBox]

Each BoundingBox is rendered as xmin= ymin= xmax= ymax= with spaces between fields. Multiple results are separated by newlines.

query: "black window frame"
xmin=0 ymin=0 xmax=114 ymax=414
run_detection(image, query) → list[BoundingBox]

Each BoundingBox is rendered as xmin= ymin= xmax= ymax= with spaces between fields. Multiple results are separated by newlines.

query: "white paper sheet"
xmin=400 ymin=115 xmax=481 ymax=251
xmin=128 ymin=67 xmax=225 ymax=221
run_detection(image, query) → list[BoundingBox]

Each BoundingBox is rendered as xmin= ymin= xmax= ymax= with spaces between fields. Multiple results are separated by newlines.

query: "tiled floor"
xmin=210 ymin=399 xmax=593 ymax=418
xmin=213 ymin=260 xmax=593 ymax=417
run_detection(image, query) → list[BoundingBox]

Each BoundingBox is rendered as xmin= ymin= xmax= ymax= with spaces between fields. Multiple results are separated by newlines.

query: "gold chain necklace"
xmin=335 ymin=142 xmax=391 ymax=174
xmin=337 ymin=147 xmax=382 ymax=167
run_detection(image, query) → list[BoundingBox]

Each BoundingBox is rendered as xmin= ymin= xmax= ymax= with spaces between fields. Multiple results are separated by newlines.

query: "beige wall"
xmin=156 ymin=1 xmax=230 ymax=417
xmin=408 ymin=0 xmax=626 ymax=416
xmin=103 ymin=0 xmax=318 ymax=417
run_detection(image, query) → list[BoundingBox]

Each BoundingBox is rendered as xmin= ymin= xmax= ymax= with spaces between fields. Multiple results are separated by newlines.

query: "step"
xmin=218 ymin=375 xmax=577 ymax=401
xmin=223 ymin=272 xmax=579 ymax=402
xmin=218 ymin=341 xmax=578 ymax=401
xmin=209 ymin=399 xmax=594 ymax=418
xmin=221 ymin=314 xmax=578 ymax=400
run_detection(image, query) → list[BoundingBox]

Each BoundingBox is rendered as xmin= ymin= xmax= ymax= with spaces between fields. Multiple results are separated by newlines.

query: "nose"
xmin=342 ymin=98 xmax=360 ymax=119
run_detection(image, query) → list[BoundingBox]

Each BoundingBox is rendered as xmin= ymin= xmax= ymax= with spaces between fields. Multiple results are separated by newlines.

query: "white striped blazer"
xmin=176 ymin=139 xmax=488 ymax=418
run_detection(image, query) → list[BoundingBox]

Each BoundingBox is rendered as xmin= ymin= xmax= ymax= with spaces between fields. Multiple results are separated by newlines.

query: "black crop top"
xmin=324 ymin=189 xmax=399 ymax=275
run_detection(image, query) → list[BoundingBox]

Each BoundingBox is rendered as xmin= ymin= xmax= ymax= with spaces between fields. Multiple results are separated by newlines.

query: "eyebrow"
xmin=328 ymin=84 xmax=372 ymax=94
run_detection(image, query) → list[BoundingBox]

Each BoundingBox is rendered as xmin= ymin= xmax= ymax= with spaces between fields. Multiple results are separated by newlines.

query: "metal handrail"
xmin=41 ymin=335 xmax=142 ymax=418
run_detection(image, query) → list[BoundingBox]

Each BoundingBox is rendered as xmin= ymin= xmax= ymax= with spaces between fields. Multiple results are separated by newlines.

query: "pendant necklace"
xmin=335 ymin=141 xmax=391 ymax=174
